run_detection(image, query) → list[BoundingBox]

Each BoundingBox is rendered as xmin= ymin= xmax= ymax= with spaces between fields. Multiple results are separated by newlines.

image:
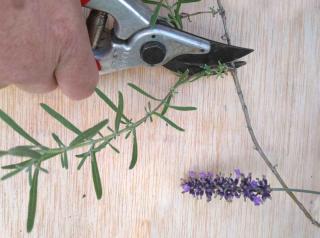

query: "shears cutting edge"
xmin=81 ymin=0 xmax=253 ymax=75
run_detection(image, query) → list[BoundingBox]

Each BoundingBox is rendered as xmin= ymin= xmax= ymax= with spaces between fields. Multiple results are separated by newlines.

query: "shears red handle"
xmin=81 ymin=0 xmax=90 ymax=6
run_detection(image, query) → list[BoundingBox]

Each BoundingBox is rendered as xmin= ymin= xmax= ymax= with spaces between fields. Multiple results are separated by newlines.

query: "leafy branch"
xmin=0 ymin=68 xmax=215 ymax=232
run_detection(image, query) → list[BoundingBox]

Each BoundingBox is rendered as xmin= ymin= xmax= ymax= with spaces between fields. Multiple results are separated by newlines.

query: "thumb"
xmin=55 ymin=2 xmax=99 ymax=100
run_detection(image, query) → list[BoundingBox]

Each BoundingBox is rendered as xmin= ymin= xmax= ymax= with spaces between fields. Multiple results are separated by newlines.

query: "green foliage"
xmin=52 ymin=133 xmax=68 ymax=169
xmin=77 ymin=156 xmax=88 ymax=170
xmin=169 ymin=105 xmax=197 ymax=111
xmin=150 ymin=0 xmax=164 ymax=26
xmin=1 ymin=168 xmax=26 ymax=180
xmin=128 ymin=83 xmax=161 ymax=101
xmin=154 ymin=112 xmax=185 ymax=131
xmin=200 ymin=62 xmax=228 ymax=78
xmin=143 ymin=0 xmax=201 ymax=29
xmin=161 ymin=95 xmax=172 ymax=115
xmin=70 ymin=119 xmax=109 ymax=146
xmin=115 ymin=92 xmax=124 ymax=133
xmin=91 ymin=150 xmax=102 ymax=199
xmin=7 ymin=146 xmax=41 ymax=159
xmin=2 ymin=158 xmax=33 ymax=170
xmin=27 ymin=167 xmax=39 ymax=232
xmin=0 ymin=109 xmax=42 ymax=146
xmin=0 ymin=150 xmax=7 ymax=157
xmin=214 ymin=61 xmax=228 ymax=78
xmin=40 ymin=104 xmax=82 ymax=135
xmin=129 ymin=129 xmax=138 ymax=169
xmin=95 ymin=88 xmax=130 ymax=122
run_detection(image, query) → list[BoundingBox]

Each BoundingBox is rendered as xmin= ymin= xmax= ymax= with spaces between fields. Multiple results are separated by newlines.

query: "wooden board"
xmin=0 ymin=0 xmax=319 ymax=237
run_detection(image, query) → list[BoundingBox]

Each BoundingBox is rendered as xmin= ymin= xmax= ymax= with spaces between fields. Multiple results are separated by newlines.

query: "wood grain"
xmin=0 ymin=0 xmax=319 ymax=237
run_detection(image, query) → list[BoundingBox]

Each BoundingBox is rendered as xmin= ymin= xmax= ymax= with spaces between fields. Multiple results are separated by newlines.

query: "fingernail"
xmin=95 ymin=60 xmax=101 ymax=71
xmin=81 ymin=0 xmax=90 ymax=6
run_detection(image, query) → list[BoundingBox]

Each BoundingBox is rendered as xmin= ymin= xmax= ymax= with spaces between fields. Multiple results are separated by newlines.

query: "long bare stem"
xmin=180 ymin=11 xmax=216 ymax=20
xmin=216 ymin=0 xmax=319 ymax=227
xmin=272 ymin=188 xmax=320 ymax=195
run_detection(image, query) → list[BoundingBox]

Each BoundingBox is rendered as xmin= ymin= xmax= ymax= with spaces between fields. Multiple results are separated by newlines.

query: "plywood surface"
xmin=0 ymin=0 xmax=319 ymax=237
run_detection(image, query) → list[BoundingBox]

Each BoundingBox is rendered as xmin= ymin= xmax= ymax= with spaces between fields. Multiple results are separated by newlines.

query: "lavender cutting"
xmin=181 ymin=169 xmax=272 ymax=206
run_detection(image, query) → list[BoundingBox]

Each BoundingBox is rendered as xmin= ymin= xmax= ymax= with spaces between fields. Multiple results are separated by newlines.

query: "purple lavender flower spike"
xmin=234 ymin=169 xmax=241 ymax=179
xmin=250 ymin=180 xmax=258 ymax=188
xmin=181 ymin=170 xmax=272 ymax=206
xmin=207 ymin=172 xmax=214 ymax=178
xmin=253 ymin=196 xmax=263 ymax=206
xmin=189 ymin=171 xmax=197 ymax=178
xmin=182 ymin=184 xmax=191 ymax=193
xmin=199 ymin=171 xmax=207 ymax=179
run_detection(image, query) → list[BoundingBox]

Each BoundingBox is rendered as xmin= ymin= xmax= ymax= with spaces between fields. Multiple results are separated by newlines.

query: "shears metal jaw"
xmin=82 ymin=0 xmax=253 ymax=75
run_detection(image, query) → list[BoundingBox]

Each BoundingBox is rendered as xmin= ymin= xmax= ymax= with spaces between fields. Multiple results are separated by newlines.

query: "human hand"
xmin=0 ymin=0 xmax=99 ymax=100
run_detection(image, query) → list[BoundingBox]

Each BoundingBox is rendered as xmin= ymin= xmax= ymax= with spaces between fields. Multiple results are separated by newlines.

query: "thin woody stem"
xmin=272 ymin=188 xmax=320 ymax=195
xmin=180 ymin=11 xmax=216 ymax=19
xmin=216 ymin=0 xmax=320 ymax=227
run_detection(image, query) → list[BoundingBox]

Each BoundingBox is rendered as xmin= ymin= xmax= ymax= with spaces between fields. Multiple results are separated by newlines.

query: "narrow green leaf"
xmin=52 ymin=133 xmax=66 ymax=169
xmin=63 ymin=151 xmax=68 ymax=169
xmin=95 ymin=88 xmax=118 ymax=112
xmin=60 ymin=154 xmax=65 ymax=169
xmin=76 ymin=151 xmax=91 ymax=158
xmin=27 ymin=167 xmax=40 ymax=232
xmin=93 ymin=138 xmax=112 ymax=153
xmin=168 ymin=105 xmax=197 ymax=111
xmin=129 ymin=130 xmax=138 ymax=169
xmin=174 ymin=0 xmax=183 ymax=29
xmin=0 ymin=109 xmax=41 ymax=146
xmin=52 ymin=133 xmax=65 ymax=147
xmin=40 ymin=104 xmax=81 ymax=135
xmin=128 ymin=83 xmax=161 ymax=101
xmin=154 ymin=112 xmax=185 ymax=131
xmin=2 ymin=159 xmax=33 ymax=170
xmin=150 ymin=0 xmax=164 ymax=26
xmin=70 ymin=119 xmax=109 ymax=146
xmin=161 ymin=95 xmax=172 ymax=115
xmin=8 ymin=146 xmax=41 ymax=159
xmin=97 ymin=131 xmax=104 ymax=138
xmin=36 ymin=166 xmax=48 ymax=174
xmin=174 ymin=69 xmax=189 ymax=86
xmin=27 ymin=167 xmax=32 ymax=187
xmin=143 ymin=0 xmax=170 ymax=9
xmin=180 ymin=0 xmax=201 ymax=3
xmin=77 ymin=156 xmax=88 ymax=170
xmin=95 ymin=88 xmax=130 ymax=122
xmin=107 ymin=126 xmax=114 ymax=133
xmin=125 ymin=131 xmax=132 ymax=139
xmin=108 ymin=143 xmax=120 ymax=154
xmin=52 ymin=134 xmax=68 ymax=169
xmin=39 ymin=151 xmax=61 ymax=163
xmin=1 ymin=168 xmax=24 ymax=180
xmin=91 ymin=151 xmax=102 ymax=199
xmin=142 ymin=0 xmax=159 ymax=5
xmin=115 ymin=92 xmax=124 ymax=133
xmin=0 ymin=150 xmax=8 ymax=157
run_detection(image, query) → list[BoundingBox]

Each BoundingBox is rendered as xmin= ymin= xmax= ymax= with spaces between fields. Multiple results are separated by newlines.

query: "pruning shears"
xmin=81 ymin=0 xmax=253 ymax=75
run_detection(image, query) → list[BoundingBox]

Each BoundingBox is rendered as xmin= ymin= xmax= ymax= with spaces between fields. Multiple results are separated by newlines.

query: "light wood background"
xmin=0 ymin=0 xmax=319 ymax=237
